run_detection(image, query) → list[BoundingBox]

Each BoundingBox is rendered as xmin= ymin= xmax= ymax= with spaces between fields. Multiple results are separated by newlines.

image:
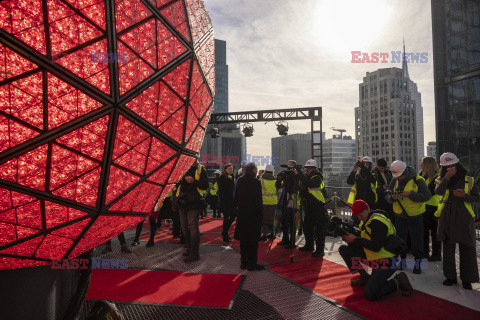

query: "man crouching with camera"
xmin=339 ymin=200 xmax=413 ymax=301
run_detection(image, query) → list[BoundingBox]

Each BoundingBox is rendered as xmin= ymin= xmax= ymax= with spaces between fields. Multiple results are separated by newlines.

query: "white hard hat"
xmin=362 ymin=156 xmax=373 ymax=163
xmin=390 ymin=160 xmax=407 ymax=178
xmin=439 ymin=152 xmax=459 ymax=167
xmin=214 ymin=170 xmax=221 ymax=175
xmin=265 ymin=164 xmax=275 ymax=172
xmin=304 ymin=159 xmax=317 ymax=167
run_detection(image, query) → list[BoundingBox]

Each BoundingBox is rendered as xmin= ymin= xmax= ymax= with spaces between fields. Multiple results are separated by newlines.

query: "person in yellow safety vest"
xmin=347 ymin=156 xmax=377 ymax=209
xmin=434 ymin=152 xmax=479 ymax=290
xmin=419 ymin=156 xmax=441 ymax=262
xmin=174 ymin=159 xmax=209 ymax=263
xmin=260 ymin=165 xmax=278 ymax=240
xmin=209 ymin=170 xmax=221 ymax=218
xmin=294 ymin=159 xmax=328 ymax=257
xmin=386 ymin=160 xmax=431 ymax=274
xmin=340 ymin=200 xmax=413 ymax=300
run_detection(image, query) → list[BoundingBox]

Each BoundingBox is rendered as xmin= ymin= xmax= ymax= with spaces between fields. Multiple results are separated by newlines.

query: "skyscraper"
xmin=427 ymin=141 xmax=437 ymax=159
xmin=200 ymin=39 xmax=246 ymax=173
xmin=213 ymin=39 xmax=228 ymax=114
xmin=431 ymin=0 xmax=480 ymax=178
xmin=355 ymin=42 xmax=423 ymax=169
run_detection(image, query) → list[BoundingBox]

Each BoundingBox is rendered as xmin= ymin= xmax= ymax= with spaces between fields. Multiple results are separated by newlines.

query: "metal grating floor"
xmin=79 ymin=289 xmax=283 ymax=320
xmin=77 ymin=223 xmax=363 ymax=320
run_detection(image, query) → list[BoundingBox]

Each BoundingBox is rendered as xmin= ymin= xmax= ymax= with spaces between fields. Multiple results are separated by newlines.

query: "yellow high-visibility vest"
xmin=347 ymin=173 xmax=377 ymax=204
xmin=393 ymin=176 xmax=426 ymax=217
xmin=424 ymin=177 xmax=440 ymax=207
xmin=434 ymin=176 xmax=475 ymax=218
xmin=360 ymin=213 xmax=396 ymax=261
xmin=306 ymin=175 xmax=325 ymax=203
xmin=176 ymin=164 xmax=206 ymax=197
xmin=260 ymin=178 xmax=277 ymax=205
xmin=210 ymin=182 xmax=218 ymax=196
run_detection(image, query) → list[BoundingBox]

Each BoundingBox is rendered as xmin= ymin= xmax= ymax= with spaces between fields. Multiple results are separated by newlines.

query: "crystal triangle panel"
xmin=115 ymin=0 xmax=152 ymax=33
xmin=55 ymin=40 xmax=110 ymax=94
xmin=48 ymin=0 xmax=104 ymax=57
xmin=47 ymin=73 xmax=103 ymax=129
xmin=161 ymin=0 xmax=191 ymax=42
xmin=0 ymin=0 xmax=46 ymax=54
xmin=117 ymin=41 xmax=155 ymax=95
xmin=67 ymin=215 xmax=143 ymax=259
xmin=0 ymin=145 xmax=48 ymax=191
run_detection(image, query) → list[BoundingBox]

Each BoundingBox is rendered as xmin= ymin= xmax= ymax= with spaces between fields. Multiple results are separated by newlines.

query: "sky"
xmin=203 ymin=0 xmax=435 ymax=163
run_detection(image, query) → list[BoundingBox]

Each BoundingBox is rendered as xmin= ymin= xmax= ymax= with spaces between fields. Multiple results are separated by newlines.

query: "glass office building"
xmin=431 ymin=0 xmax=480 ymax=179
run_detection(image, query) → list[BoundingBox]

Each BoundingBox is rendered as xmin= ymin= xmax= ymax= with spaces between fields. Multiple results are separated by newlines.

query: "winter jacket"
xmin=435 ymin=175 xmax=479 ymax=246
xmin=175 ymin=165 xmax=209 ymax=211
xmin=218 ymin=173 xmax=235 ymax=212
xmin=234 ymin=172 xmax=263 ymax=242
xmin=386 ymin=166 xmax=431 ymax=204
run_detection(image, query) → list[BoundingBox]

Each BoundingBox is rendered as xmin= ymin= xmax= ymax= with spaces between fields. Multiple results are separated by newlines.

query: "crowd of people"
xmin=106 ymin=151 xmax=479 ymax=301
xmin=341 ymin=152 xmax=479 ymax=300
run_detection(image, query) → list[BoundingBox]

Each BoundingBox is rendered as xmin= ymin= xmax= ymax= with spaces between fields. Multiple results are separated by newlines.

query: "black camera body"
xmin=328 ymin=216 xmax=360 ymax=238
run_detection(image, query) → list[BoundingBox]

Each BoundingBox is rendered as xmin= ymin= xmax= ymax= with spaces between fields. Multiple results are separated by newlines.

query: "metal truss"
xmin=208 ymin=107 xmax=323 ymax=168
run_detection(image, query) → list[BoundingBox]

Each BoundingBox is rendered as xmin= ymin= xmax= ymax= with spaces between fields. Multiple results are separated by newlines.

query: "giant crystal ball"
xmin=0 ymin=0 xmax=214 ymax=269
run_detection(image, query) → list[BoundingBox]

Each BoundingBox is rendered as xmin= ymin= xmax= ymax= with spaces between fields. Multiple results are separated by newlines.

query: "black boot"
xmin=395 ymin=272 xmax=413 ymax=296
xmin=299 ymin=244 xmax=314 ymax=252
xmin=442 ymin=278 xmax=458 ymax=286
xmin=312 ymin=250 xmax=325 ymax=257
xmin=278 ymin=237 xmax=290 ymax=246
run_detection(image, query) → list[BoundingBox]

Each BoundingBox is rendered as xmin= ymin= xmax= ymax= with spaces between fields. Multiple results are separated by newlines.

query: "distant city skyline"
xmin=204 ymin=0 xmax=435 ymax=166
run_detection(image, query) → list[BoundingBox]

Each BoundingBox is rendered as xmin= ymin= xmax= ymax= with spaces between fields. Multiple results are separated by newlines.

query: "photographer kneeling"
xmin=339 ymin=200 xmax=413 ymax=301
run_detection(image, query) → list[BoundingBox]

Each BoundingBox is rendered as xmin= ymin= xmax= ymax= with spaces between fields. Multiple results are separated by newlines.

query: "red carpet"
xmin=268 ymin=258 xmax=480 ymax=320
xmin=86 ymin=269 xmax=243 ymax=308
xmin=139 ymin=217 xmax=233 ymax=245
xmin=229 ymin=237 xmax=316 ymax=265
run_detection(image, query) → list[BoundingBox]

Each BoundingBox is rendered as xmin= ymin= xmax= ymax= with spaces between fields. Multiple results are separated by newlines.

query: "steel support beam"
xmin=208 ymin=107 xmax=323 ymax=169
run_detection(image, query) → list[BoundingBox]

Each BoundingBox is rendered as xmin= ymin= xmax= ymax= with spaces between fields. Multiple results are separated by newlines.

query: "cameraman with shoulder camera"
xmin=294 ymin=159 xmax=328 ymax=257
xmin=173 ymin=158 xmax=209 ymax=262
xmin=347 ymin=156 xmax=377 ymax=209
xmin=276 ymin=160 xmax=300 ymax=248
xmin=339 ymin=200 xmax=413 ymax=301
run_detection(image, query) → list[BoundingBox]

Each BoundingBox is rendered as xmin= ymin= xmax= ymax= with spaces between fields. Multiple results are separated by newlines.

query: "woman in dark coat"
xmin=218 ymin=163 xmax=236 ymax=242
xmin=234 ymin=162 xmax=264 ymax=271
xmin=435 ymin=152 xmax=479 ymax=290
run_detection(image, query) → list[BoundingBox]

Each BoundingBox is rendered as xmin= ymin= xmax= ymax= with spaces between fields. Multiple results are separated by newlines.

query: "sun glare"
xmin=313 ymin=0 xmax=393 ymax=54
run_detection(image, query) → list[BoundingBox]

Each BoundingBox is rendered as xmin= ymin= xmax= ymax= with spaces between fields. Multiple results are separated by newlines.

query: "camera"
xmin=328 ymin=216 xmax=360 ymax=238
xmin=384 ymin=189 xmax=402 ymax=202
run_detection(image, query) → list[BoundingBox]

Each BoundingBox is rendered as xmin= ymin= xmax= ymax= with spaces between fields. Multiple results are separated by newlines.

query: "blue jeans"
xmin=179 ymin=209 xmax=200 ymax=256
xmin=395 ymin=214 xmax=424 ymax=260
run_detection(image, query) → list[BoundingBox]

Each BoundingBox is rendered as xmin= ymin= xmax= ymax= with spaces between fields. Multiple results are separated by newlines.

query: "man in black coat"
xmin=234 ymin=162 xmax=264 ymax=271
xmin=174 ymin=159 xmax=209 ymax=262
xmin=296 ymin=159 xmax=328 ymax=257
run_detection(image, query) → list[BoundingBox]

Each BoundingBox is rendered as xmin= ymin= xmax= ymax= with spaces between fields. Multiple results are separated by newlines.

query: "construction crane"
xmin=331 ymin=127 xmax=346 ymax=139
